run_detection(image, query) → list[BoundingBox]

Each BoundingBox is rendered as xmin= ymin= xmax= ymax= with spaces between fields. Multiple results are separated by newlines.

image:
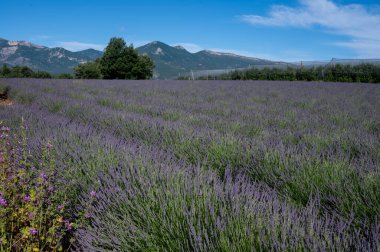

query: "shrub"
xmin=0 ymin=122 xmax=76 ymax=251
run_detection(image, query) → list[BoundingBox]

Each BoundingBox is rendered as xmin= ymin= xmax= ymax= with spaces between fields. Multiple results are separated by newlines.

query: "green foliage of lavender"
xmin=0 ymin=79 xmax=379 ymax=251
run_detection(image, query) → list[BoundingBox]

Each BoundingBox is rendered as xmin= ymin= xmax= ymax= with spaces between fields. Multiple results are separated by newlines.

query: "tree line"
xmin=0 ymin=65 xmax=58 ymax=79
xmin=192 ymin=64 xmax=380 ymax=83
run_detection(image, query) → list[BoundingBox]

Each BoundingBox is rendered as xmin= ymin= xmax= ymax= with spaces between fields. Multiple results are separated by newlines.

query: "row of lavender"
xmin=1 ymin=78 xmax=379 ymax=250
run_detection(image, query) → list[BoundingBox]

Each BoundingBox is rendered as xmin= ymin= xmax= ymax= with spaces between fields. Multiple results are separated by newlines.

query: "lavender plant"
xmin=74 ymin=161 xmax=378 ymax=251
xmin=0 ymin=78 xmax=379 ymax=251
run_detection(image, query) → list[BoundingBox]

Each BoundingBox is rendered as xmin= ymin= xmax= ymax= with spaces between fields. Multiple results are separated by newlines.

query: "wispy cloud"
xmin=171 ymin=43 xmax=288 ymax=61
xmin=210 ymin=48 xmax=314 ymax=62
xmin=171 ymin=43 xmax=204 ymax=53
xmin=132 ymin=40 xmax=151 ymax=48
xmin=55 ymin=41 xmax=105 ymax=51
xmin=209 ymin=48 xmax=250 ymax=56
xmin=240 ymin=0 xmax=380 ymax=57
xmin=29 ymin=35 xmax=51 ymax=41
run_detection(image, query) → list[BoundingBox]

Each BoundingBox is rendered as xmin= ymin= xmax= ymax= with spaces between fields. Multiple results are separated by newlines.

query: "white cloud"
xmin=55 ymin=41 xmax=105 ymax=51
xmin=211 ymin=48 xmax=315 ymax=62
xmin=240 ymin=0 xmax=380 ymax=57
xmin=334 ymin=40 xmax=380 ymax=58
xmin=133 ymin=40 xmax=151 ymax=47
xmin=171 ymin=43 xmax=203 ymax=53
xmin=170 ymin=43 xmax=289 ymax=61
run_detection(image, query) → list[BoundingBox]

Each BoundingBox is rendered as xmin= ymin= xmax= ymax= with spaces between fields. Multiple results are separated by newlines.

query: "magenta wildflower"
xmin=24 ymin=195 xmax=31 ymax=202
xmin=64 ymin=220 xmax=73 ymax=231
xmin=0 ymin=195 xmax=7 ymax=206
xmin=90 ymin=191 xmax=96 ymax=197
xmin=0 ymin=126 xmax=10 ymax=131
xmin=40 ymin=172 xmax=48 ymax=181
xmin=29 ymin=228 xmax=37 ymax=236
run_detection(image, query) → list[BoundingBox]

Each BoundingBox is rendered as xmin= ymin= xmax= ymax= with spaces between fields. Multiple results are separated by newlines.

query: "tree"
xmin=132 ymin=55 xmax=154 ymax=79
xmin=56 ymin=73 xmax=73 ymax=79
xmin=74 ymin=60 xmax=101 ymax=79
xmin=9 ymin=66 xmax=33 ymax=78
xmin=99 ymin=37 xmax=154 ymax=79
xmin=1 ymin=64 xmax=11 ymax=77
xmin=33 ymin=71 xmax=52 ymax=79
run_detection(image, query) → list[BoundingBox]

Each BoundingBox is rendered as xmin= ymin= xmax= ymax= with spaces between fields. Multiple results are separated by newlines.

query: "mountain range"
xmin=0 ymin=38 xmax=283 ymax=79
xmin=0 ymin=38 xmax=102 ymax=75
xmin=136 ymin=41 xmax=279 ymax=78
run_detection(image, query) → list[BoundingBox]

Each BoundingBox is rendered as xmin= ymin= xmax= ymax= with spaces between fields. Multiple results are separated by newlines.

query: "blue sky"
xmin=2 ymin=0 xmax=380 ymax=61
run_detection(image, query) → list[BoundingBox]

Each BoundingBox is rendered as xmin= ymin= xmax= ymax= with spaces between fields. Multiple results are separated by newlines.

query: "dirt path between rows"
xmin=0 ymin=98 xmax=14 ymax=106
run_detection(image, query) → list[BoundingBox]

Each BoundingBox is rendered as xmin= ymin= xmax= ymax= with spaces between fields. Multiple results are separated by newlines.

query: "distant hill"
xmin=0 ymin=38 xmax=281 ymax=78
xmin=0 ymin=38 xmax=102 ymax=74
xmin=136 ymin=41 xmax=276 ymax=78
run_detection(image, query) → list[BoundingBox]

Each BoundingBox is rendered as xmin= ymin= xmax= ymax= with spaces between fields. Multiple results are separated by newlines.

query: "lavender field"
xmin=0 ymin=79 xmax=379 ymax=251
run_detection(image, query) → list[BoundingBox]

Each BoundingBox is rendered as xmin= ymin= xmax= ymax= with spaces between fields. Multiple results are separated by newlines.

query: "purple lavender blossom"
xmin=1 ymin=78 xmax=379 ymax=251
xmin=29 ymin=228 xmax=37 ymax=236
xmin=0 ymin=195 xmax=7 ymax=206
xmin=40 ymin=172 xmax=48 ymax=181
xmin=64 ymin=220 xmax=72 ymax=231
xmin=24 ymin=195 xmax=31 ymax=202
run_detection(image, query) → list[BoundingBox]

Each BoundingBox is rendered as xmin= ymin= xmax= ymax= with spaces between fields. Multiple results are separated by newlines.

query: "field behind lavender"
xmin=1 ymin=79 xmax=379 ymax=251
